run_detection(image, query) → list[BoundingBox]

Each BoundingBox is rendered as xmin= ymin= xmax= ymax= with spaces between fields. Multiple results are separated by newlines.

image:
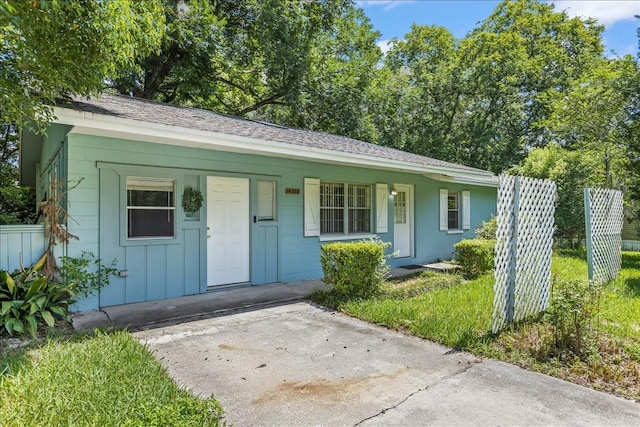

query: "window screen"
xmin=257 ymin=181 xmax=276 ymax=221
xmin=127 ymin=177 xmax=176 ymax=239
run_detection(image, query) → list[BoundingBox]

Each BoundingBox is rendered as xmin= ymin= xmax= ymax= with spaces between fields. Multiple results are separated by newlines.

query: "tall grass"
xmin=0 ymin=331 xmax=223 ymax=426
xmin=344 ymin=274 xmax=494 ymax=349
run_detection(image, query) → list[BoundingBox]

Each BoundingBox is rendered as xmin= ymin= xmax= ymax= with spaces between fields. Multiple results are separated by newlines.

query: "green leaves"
xmin=0 ymin=254 xmax=74 ymax=338
xmin=1 ymin=0 xmax=165 ymax=127
xmin=320 ymin=239 xmax=391 ymax=298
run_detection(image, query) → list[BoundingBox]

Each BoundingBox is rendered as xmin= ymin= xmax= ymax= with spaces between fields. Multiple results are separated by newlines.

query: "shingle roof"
xmin=58 ymin=93 xmax=493 ymax=177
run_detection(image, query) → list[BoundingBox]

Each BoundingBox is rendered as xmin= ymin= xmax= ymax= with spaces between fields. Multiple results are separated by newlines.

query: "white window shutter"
xmin=304 ymin=178 xmax=320 ymax=237
xmin=375 ymin=183 xmax=388 ymax=233
xmin=462 ymin=190 xmax=471 ymax=230
xmin=439 ymin=189 xmax=448 ymax=231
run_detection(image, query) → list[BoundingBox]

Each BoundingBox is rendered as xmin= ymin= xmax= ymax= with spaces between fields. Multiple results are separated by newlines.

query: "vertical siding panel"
xmin=265 ymin=226 xmax=278 ymax=283
xmin=146 ymin=245 xmax=167 ymax=301
xmin=253 ymin=227 xmax=266 ymax=284
xmin=183 ymin=229 xmax=200 ymax=295
xmin=166 ymin=242 xmax=184 ymax=298
xmin=99 ymin=168 xmax=127 ymax=307
xmin=125 ymin=246 xmax=147 ymax=303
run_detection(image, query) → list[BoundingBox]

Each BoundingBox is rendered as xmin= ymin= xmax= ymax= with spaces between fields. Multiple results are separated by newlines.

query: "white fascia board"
xmin=57 ymin=107 xmax=496 ymax=185
xmin=423 ymin=172 xmax=499 ymax=187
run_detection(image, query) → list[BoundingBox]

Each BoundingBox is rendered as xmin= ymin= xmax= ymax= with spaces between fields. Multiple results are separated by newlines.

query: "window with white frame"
xmin=320 ymin=182 xmax=371 ymax=235
xmin=439 ymin=188 xmax=471 ymax=232
xmin=126 ymin=177 xmax=176 ymax=239
xmin=448 ymin=191 xmax=460 ymax=230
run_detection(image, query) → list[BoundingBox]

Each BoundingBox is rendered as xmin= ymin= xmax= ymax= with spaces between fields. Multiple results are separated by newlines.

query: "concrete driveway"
xmin=134 ymin=302 xmax=640 ymax=426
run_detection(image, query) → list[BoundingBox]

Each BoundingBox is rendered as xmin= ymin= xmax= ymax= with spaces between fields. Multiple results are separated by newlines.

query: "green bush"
xmin=321 ymin=239 xmax=391 ymax=298
xmin=475 ymin=216 xmax=497 ymax=240
xmin=0 ymin=253 xmax=73 ymax=337
xmin=548 ymin=278 xmax=602 ymax=356
xmin=454 ymin=239 xmax=496 ymax=279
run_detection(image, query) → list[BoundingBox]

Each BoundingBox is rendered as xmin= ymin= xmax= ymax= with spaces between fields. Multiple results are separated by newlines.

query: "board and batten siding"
xmin=61 ymin=128 xmax=496 ymax=310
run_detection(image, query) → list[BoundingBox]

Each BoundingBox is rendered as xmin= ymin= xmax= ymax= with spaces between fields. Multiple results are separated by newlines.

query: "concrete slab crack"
xmin=100 ymin=308 xmax=114 ymax=326
xmin=353 ymin=385 xmax=428 ymax=426
xmin=353 ymin=360 xmax=480 ymax=426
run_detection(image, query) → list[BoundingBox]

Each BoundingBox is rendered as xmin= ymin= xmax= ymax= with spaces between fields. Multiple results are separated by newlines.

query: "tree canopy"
xmin=0 ymin=0 xmax=165 ymax=127
xmin=1 ymin=0 xmax=639 ymax=229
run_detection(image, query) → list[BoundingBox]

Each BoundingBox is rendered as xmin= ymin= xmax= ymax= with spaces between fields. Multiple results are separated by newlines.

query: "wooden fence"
xmin=0 ymin=225 xmax=47 ymax=272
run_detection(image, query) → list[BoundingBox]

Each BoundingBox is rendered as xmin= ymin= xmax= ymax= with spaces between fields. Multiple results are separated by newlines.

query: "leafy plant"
xmin=58 ymin=251 xmax=118 ymax=298
xmin=321 ymin=239 xmax=391 ymax=298
xmin=475 ymin=216 xmax=497 ymax=240
xmin=454 ymin=239 xmax=496 ymax=279
xmin=0 ymin=253 xmax=73 ymax=337
xmin=548 ymin=277 xmax=603 ymax=357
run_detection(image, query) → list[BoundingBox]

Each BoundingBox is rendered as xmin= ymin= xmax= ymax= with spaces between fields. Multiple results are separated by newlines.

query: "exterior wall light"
xmin=390 ymin=187 xmax=397 ymax=196
xmin=177 ymin=0 xmax=189 ymax=16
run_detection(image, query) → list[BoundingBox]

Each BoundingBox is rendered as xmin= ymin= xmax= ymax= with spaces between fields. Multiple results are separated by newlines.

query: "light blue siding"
xmin=60 ymin=131 xmax=496 ymax=310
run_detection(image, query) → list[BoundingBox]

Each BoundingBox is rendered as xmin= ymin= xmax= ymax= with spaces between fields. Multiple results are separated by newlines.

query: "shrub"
xmin=548 ymin=277 xmax=602 ymax=356
xmin=475 ymin=216 xmax=497 ymax=240
xmin=0 ymin=253 xmax=74 ymax=337
xmin=321 ymin=239 xmax=391 ymax=298
xmin=454 ymin=239 xmax=495 ymax=279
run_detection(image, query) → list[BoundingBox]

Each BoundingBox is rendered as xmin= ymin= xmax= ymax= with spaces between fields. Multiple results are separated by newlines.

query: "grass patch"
xmin=0 ymin=330 xmax=223 ymax=426
xmin=311 ymin=252 xmax=640 ymax=402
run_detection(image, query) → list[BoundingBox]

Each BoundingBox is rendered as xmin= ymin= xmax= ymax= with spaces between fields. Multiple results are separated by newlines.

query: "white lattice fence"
xmin=493 ymin=175 xmax=556 ymax=334
xmin=584 ymin=188 xmax=624 ymax=284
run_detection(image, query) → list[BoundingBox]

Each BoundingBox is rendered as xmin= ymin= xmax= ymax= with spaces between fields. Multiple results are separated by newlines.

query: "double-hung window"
xmin=448 ymin=192 xmax=460 ymax=230
xmin=320 ymin=182 xmax=371 ymax=235
xmin=126 ymin=177 xmax=176 ymax=239
xmin=439 ymin=188 xmax=470 ymax=232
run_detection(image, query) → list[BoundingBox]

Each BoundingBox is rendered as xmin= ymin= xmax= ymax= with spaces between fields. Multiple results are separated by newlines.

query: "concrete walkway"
xmin=72 ymin=279 xmax=331 ymax=331
xmin=72 ymin=267 xmax=421 ymax=332
xmin=134 ymin=302 xmax=640 ymax=426
xmin=72 ymin=274 xmax=640 ymax=426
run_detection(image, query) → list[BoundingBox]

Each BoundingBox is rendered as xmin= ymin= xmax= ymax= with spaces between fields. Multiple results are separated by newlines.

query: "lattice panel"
xmin=585 ymin=188 xmax=624 ymax=284
xmin=493 ymin=175 xmax=556 ymax=334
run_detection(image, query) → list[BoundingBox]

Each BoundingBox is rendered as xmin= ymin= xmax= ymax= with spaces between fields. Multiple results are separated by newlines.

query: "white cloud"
xmin=552 ymin=1 xmax=639 ymax=26
xmin=377 ymin=39 xmax=393 ymax=54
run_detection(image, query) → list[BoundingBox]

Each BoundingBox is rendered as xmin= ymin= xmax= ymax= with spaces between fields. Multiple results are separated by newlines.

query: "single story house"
xmin=19 ymin=94 xmax=497 ymax=311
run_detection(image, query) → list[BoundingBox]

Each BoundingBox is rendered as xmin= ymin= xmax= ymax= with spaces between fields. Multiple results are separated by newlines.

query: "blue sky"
xmin=357 ymin=1 xmax=640 ymax=58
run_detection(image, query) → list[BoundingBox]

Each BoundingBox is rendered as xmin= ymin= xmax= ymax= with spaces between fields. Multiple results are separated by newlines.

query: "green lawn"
xmin=312 ymin=251 xmax=640 ymax=402
xmin=0 ymin=330 xmax=224 ymax=426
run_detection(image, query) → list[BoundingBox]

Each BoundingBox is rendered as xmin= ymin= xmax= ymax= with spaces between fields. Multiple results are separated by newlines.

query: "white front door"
xmin=393 ymin=184 xmax=413 ymax=258
xmin=207 ymin=176 xmax=250 ymax=286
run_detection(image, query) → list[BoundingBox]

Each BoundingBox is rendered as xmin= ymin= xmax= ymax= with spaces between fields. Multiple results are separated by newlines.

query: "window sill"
xmin=319 ymin=233 xmax=378 ymax=242
xmin=446 ymin=229 xmax=464 ymax=235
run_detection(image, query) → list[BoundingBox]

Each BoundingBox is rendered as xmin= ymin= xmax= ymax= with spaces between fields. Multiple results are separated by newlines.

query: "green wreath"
xmin=182 ymin=187 xmax=203 ymax=213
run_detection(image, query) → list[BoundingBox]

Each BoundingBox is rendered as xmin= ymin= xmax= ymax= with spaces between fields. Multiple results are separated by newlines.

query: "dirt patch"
xmin=253 ymin=368 xmax=410 ymax=404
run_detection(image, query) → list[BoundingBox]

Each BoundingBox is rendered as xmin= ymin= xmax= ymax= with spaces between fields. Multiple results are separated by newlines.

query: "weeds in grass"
xmin=310 ymin=252 xmax=640 ymax=402
xmin=0 ymin=330 xmax=224 ymax=426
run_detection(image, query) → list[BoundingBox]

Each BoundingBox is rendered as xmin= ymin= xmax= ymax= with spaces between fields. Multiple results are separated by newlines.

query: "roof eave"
xmin=55 ymin=106 xmax=497 ymax=187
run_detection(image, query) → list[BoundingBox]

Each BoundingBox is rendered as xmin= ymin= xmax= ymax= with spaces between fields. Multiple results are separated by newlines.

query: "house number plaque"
xmin=285 ymin=188 xmax=300 ymax=195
